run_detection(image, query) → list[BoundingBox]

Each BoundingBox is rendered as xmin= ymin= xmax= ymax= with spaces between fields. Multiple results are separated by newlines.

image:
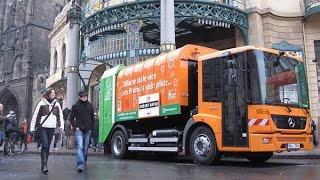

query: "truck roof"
xmin=199 ymin=45 xmax=303 ymax=62
xmin=123 ymin=44 xmax=218 ymax=69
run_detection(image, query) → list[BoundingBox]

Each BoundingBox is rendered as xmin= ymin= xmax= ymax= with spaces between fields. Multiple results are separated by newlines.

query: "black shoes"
xmin=41 ymin=152 xmax=48 ymax=174
xmin=42 ymin=164 xmax=48 ymax=174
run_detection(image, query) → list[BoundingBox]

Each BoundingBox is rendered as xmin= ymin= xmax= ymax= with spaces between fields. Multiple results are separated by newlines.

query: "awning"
xmin=78 ymin=59 xmax=110 ymax=89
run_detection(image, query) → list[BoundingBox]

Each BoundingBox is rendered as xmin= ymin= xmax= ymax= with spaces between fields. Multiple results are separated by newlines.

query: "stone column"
xmin=57 ymin=44 xmax=63 ymax=72
xmin=49 ymin=48 xmax=54 ymax=75
xmin=160 ymin=0 xmax=175 ymax=52
xmin=248 ymin=12 xmax=265 ymax=47
xmin=66 ymin=1 xmax=81 ymax=108
xmin=126 ymin=21 xmax=141 ymax=65
xmin=25 ymin=28 xmax=33 ymax=122
xmin=0 ymin=0 xmax=6 ymax=32
xmin=235 ymin=28 xmax=245 ymax=47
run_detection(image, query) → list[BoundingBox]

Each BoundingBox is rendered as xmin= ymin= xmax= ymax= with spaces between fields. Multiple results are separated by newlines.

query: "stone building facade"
xmin=0 ymin=0 xmax=69 ymax=123
xmin=47 ymin=1 xmax=72 ymax=109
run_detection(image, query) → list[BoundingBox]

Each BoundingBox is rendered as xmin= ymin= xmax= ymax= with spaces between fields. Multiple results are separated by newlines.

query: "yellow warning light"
xmin=257 ymin=109 xmax=270 ymax=114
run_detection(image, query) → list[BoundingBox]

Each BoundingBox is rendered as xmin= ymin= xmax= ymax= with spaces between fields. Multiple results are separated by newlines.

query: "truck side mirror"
xmin=228 ymin=59 xmax=237 ymax=69
xmin=228 ymin=59 xmax=237 ymax=85
xmin=273 ymin=52 xmax=285 ymax=67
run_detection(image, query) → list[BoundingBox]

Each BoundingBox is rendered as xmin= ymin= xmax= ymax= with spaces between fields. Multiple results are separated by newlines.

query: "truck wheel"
xmin=189 ymin=126 xmax=220 ymax=165
xmin=111 ymin=130 xmax=128 ymax=159
xmin=246 ymin=152 xmax=273 ymax=163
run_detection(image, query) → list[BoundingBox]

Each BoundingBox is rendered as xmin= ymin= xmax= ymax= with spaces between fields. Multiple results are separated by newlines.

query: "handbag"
xmin=34 ymin=102 xmax=56 ymax=140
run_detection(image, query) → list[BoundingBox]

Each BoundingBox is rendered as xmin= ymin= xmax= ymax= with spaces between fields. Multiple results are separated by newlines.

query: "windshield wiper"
xmin=284 ymin=105 xmax=292 ymax=113
xmin=264 ymin=102 xmax=301 ymax=112
xmin=302 ymin=107 xmax=310 ymax=114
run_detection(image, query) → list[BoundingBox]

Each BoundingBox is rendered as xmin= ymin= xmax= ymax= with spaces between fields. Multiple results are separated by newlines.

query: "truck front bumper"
xmin=250 ymin=134 xmax=314 ymax=152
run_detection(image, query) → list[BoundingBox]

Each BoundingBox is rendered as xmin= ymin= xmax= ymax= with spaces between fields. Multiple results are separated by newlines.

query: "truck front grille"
xmin=271 ymin=115 xmax=306 ymax=130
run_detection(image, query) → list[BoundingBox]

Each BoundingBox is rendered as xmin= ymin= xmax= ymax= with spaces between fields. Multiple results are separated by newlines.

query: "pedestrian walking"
xmin=62 ymin=108 xmax=74 ymax=149
xmin=0 ymin=103 xmax=9 ymax=150
xmin=91 ymin=112 xmax=99 ymax=152
xmin=69 ymin=91 xmax=95 ymax=173
xmin=52 ymin=128 xmax=60 ymax=151
xmin=20 ymin=117 xmax=28 ymax=149
xmin=30 ymin=88 xmax=64 ymax=174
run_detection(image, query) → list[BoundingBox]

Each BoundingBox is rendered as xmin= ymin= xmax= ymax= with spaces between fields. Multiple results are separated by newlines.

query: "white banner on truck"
xmin=138 ymin=93 xmax=160 ymax=118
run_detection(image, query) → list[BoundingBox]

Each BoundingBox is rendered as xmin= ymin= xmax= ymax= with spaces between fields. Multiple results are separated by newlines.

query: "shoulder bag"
xmin=34 ymin=102 xmax=56 ymax=140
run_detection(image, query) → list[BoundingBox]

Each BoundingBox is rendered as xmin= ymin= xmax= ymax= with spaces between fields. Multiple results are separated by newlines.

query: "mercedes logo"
xmin=288 ymin=117 xmax=295 ymax=128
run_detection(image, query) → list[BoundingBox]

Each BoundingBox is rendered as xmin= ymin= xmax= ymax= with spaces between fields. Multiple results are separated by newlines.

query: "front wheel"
xmin=110 ymin=130 xmax=128 ymax=159
xmin=189 ymin=126 xmax=221 ymax=165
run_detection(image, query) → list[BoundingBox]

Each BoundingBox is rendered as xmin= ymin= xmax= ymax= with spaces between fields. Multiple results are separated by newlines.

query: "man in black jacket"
xmin=69 ymin=91 xmax=95 ymax=172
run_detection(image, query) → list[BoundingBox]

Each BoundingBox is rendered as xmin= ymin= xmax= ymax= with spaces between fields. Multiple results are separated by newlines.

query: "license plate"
xmin=287 ymin=143 xmax=300 ymax=150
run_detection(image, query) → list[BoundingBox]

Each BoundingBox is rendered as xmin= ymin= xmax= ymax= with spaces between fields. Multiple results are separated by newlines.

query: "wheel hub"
xmin=193 ymin=134 xmax=211 ymax=158
xmin=113 ymin=136 xmax=123 ymax=155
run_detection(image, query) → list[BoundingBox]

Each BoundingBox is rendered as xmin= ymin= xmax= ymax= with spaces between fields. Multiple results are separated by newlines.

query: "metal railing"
xmin=82 ymin=0 xmax=247 ymax=18
xmin=209 ymin=0 xmax=246 ymax=10
xmin=82 ymin=0 xmax=101 ymax=18
xmin=305 ymin=0 xmax=320 ymax=11
xmin=82 ymin=33 xmax=158 ymax=59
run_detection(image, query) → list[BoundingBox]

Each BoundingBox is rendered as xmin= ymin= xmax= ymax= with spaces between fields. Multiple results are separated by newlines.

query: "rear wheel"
xmin=110 ymin=130 xmax=128 ymax=159
xmin=189 ymin=126 xmax=221 ymax=165
xmin=4 ymin=139 xmax=12 ymax=155
xmin=246 ymin=152 xmax=273 ymax=163
xmin=13 ymin=137 xmax=27 ymax=155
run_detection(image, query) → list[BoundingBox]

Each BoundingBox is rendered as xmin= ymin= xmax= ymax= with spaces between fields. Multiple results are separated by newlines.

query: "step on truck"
xmin=98 ymin=44 xmax=315 ymax=165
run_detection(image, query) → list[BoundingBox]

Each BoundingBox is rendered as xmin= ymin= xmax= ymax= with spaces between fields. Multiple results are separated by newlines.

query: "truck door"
xmin=221 ymin=53 xmax=248 ymax=147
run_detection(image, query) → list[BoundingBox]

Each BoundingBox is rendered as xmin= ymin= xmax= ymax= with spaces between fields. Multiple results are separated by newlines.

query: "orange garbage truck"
xmin=99 ymin=44 xmax=315 ymax=165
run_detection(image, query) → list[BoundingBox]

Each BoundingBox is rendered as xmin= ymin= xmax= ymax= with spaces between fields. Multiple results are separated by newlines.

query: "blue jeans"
xmin=0 ymin=129 xmax=3 ymax=146
xmin=40 ymin=128 xmax=55 ymax=154
xmin=53 ymin=133 xmax=59 ymax=148
xmin=75 ymin=129 xmax=91 ymax=168
xmin=91 ymin=136 xmax=97 ymax=148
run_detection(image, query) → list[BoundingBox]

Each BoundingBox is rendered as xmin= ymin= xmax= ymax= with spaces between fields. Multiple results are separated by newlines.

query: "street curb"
xmin=272 ymin=154 xmax=320 ymax=159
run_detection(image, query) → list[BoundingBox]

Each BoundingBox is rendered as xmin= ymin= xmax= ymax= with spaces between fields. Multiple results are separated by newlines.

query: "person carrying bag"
xmin=30 ymin=88 xmax=64 ymax=174
xmin=34 ymin=102 xmax=56 ymax=141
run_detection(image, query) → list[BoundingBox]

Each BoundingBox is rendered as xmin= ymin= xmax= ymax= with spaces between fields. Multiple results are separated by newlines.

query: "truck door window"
xmin=203 ymin=58 xmax=221 ymax=102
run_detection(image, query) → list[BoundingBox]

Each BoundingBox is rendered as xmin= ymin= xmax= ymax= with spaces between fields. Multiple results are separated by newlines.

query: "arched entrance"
xmin=89 ymin=64 xmax=107 ymax=113
xmin=0 ymin=89 xmax=20 ymax=121
xmin=78 ymin=60 xmax=110 ymax=112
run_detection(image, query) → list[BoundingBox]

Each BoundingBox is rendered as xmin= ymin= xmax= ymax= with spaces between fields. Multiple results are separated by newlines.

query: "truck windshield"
xmin=254 ymin=50 xmax=309 ymax=108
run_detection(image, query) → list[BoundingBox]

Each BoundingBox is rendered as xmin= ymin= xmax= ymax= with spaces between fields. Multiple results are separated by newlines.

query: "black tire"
xmin=4 ymin=140 xmax=11 ymax=155
xmin=189 ymin=126 xmax=220 ymax=165
xmin=110 ymin=130 xmax=128 ymax=159
xmin=13 ymin=139 xmax=27 ymax=155
xmin=246 ymin=152 xmax=273 ymax=163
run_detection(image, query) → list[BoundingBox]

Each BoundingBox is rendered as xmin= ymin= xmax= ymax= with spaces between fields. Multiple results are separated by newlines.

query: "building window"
xmin=315 ymin=41 xmax=320 ymax=63
xmin=54 ymin=51 xmax=58 ymax=74
xmin=62 ymin=44 xmax=66 ymax=70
